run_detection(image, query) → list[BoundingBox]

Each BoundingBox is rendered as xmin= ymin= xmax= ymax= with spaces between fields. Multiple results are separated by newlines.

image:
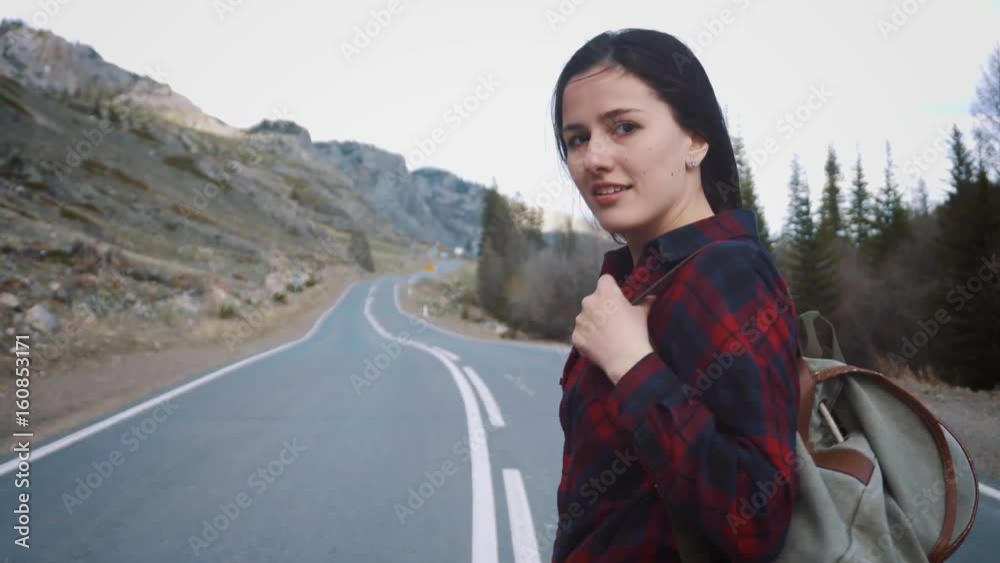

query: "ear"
xmin=687 ymin=132 xmax=709 ymax=165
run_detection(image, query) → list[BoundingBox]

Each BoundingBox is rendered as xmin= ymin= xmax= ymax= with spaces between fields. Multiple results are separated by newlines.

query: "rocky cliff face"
xmin=315 ymin=141 xmax=485 ymax=249
xmin=0 ymin=19 xmax=486 ymax=353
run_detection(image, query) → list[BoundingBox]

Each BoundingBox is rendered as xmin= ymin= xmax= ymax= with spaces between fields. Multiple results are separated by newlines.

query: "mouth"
xmin=592 ymin=184 xmax=632 ymax=205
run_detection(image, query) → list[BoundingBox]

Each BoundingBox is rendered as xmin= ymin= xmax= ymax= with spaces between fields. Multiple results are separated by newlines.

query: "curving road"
xmin=1 ymin=263 xmax=997 ymax=562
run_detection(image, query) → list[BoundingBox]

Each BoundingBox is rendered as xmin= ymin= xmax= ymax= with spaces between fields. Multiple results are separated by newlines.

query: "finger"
xmin=597 ymin=274 xmax=619 ymax=293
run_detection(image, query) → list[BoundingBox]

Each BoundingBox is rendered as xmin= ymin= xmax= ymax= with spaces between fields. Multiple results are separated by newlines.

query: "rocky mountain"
xmin=0 ymin=19 xmax=488 ymax=350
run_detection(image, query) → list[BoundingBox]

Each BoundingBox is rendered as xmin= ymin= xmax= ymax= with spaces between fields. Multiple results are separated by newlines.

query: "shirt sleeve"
xmin=609 ymin=241 xmax=801 ymax=563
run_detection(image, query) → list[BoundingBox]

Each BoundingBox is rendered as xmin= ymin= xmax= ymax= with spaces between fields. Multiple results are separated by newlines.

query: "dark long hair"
xmin=551 ymin=28 xmax=742 ymax=230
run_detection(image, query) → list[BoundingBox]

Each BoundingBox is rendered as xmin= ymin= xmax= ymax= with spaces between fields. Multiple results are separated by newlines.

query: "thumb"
xmin=638 ymin=294 xmax=656 ymax=313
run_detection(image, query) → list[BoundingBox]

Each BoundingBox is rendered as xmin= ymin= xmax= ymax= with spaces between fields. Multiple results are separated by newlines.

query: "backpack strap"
xmin=797 ymin=310 xmax=845 ymax=362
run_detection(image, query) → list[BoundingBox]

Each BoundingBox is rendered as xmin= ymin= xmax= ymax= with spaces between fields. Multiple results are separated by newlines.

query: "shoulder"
xmin=683 ymin=240 xmax=784 ymax=291
xmin=658 ymin=239 xmax=794 ymax=322
xmin=650 ymin=240 xmax=800 ymax=364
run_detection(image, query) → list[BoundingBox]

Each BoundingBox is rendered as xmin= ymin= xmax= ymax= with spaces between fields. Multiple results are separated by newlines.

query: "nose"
xmin=581 ymin=134 xmax=613 ymax=175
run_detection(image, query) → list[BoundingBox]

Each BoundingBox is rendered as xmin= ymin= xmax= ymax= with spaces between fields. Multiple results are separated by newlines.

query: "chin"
xmin=595 ymin=212 xmax=640 ymax=238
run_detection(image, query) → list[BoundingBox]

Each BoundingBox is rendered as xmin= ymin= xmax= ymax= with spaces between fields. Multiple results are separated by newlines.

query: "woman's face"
xmin=560 ymin=63 xmax=708 ymax=245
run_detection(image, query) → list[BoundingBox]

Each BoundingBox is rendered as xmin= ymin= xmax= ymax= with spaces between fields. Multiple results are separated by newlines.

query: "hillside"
xmin=0 ymin=19 xmax=488 ymax=372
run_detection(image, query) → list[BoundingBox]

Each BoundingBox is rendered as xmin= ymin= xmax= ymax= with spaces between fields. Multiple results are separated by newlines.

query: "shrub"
xmin=349 ymin=229 xmax=374 ymax=272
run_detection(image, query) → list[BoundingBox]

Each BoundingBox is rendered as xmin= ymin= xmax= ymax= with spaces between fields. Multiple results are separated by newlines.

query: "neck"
xmin=626 ymin=194 xmax=714 ymax=267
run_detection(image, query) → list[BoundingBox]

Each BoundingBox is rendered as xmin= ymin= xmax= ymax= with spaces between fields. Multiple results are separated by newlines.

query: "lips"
xmin=592 ymin=184 xmax=631 ymax=196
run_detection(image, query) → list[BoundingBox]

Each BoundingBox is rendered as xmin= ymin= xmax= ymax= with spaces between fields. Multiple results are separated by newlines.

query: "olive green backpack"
xmin=668 ymin=311 xmax=981 ymax=562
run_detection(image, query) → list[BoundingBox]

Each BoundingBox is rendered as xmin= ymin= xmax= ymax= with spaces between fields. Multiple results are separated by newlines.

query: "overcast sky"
xmin=5 ymin=0 xmax=999 ymax=232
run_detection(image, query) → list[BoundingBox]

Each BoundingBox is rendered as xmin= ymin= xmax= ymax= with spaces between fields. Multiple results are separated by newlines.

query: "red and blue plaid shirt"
xmin=553 ymin=208 xmax=802 ymax=563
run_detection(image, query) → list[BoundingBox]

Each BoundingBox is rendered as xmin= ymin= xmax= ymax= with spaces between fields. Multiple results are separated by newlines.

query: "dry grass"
xmin=399 ymin=262 xmax=503 ymax=340
xmin=398 ymin=261 xmax=571 ymax=347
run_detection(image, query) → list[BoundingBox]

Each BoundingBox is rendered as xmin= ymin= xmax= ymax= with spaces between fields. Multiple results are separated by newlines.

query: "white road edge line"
xmin=0 ymin=281 xmax=361 ymax=477
xmin=434 ymin=346 xmax=461 ymax=363
xmin=364 ymin=285 xmax=498 ymax=563
xmin=981 ymin=483 xmax=1000 ymax=502
xmin=502 ymin=468 xmax=542 ymax=563
xmin=463 ymin=366 xmax=506 ymax=429
xmin=394 ymin=278 xmax=571 ymax=356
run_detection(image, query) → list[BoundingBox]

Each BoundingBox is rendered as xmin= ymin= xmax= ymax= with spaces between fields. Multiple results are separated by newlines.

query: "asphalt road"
xmin=1 ymin=264 xmax=997 ymax=562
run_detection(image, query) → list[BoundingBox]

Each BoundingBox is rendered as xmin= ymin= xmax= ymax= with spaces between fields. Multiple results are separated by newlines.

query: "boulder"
xmin=25 ymin=303 xmax=59 ymax=333
xmin=0 ymin=292 xmax=19 ymax=309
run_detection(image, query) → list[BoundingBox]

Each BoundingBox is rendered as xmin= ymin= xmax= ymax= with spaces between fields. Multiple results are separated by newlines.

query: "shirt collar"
xmin=599 ymin=208 xmax=760 ymax=300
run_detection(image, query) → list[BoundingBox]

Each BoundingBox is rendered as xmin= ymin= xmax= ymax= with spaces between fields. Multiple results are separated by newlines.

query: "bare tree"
xmin=972 ymin=44 xmax=1000 ymax=179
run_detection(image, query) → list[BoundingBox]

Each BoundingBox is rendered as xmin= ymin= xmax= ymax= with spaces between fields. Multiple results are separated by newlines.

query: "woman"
xmin=551 ymin=29 xmax=802 ymax=562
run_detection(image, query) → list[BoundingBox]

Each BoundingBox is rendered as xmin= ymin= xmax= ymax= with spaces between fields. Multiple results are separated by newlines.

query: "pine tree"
xmin=847 ymin=152 xmax=874 ymax=249
xmin=911 ymin=178 xmax=930 ymax=217
xmin=814 ymin=145 xmax=844 ymax=315
xmin=818 ymin=145 xmax=845 ymax=241
xmin=732 ymin=135 xmax=773 ymax=253
xmin=782 ymin=155 xmax=814 ymax=259
xmin=477 ymin=187 xmax=516 ymax=320
xmin=930 ymin=128 xmax=1000 ymax=389
xmin=508 ymin=197 xmax=546 ymax=256
xmin=780 ymin=155 xmax=839 ymax=316
xmin=477 ymin=185 xmax=548 ymax=324
xmin=869 ymin=142 xmax=910 ymax=266
xmin=948 ymin=126 xmax=976 ymax=188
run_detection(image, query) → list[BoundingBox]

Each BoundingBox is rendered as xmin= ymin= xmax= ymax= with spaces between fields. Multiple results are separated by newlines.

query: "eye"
xmin=566 ymin=133 xmax=588 ymax=148
xmin=614 ymin=121 xmax=637 ymax=135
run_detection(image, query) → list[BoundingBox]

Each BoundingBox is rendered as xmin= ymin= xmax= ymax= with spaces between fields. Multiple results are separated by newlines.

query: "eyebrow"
xmin=562 ymin=108 xmax=640 ymax=133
